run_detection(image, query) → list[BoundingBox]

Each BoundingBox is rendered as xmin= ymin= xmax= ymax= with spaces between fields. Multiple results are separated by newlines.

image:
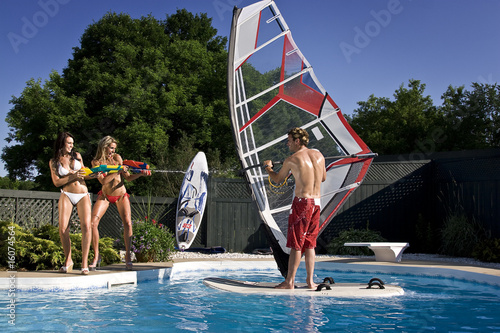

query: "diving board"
xmin=344 ymin=242 xmax=409 ymax=262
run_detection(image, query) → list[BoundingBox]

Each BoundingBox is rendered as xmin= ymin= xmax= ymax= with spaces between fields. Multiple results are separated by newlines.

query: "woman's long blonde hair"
xmin=94 ymin=136 xmax=118 ymax=163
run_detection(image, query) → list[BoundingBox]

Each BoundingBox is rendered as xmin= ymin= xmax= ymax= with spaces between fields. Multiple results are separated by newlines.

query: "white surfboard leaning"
xmin=203 ymin=277 xmax=404 ymax=297
xmin=176 ymin=152 xmax=209 ymax=251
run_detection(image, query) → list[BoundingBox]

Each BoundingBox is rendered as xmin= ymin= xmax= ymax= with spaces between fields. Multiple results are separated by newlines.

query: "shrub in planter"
xmin=130 ymin=218 xmax=176 ymax=262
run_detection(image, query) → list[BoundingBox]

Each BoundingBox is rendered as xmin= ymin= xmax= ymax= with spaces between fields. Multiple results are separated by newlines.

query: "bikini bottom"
xmin=98 ymin=190 xmax=130 ymax=204
xmin=61 ymin=190 xmax=90 ymax=206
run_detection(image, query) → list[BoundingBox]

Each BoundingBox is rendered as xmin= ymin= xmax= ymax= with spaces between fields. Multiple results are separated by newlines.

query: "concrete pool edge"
xmin=2 ymin=257 xmax=500 ymax=291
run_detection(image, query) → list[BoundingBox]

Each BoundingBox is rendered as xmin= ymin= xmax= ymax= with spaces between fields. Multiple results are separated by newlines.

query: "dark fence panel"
xmin=0 ymin=190 xmax=75 ymax=229
xmin=206 ymin=178 xmax=267 ymax=252
xmin=318 ymin=149 xmax=500 ymax=253
xmin=433 ymin=151 xmax=500 ymax=238
xmin=318 ymin=161 xmax=434 ymax=252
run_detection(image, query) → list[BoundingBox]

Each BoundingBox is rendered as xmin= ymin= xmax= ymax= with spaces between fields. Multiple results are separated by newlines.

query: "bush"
xmin=472 ymin=238 xmax=500 ymax=263
xmin=327 ymin=227 xmax=387 ymax=256
xmin=130 ymin=218 xmax=176 ymax=262
xmin=0 ymin=221 xmax=63 ymax=270
xmin=0 ymin=176 xmax=36 ymax=190
xmin=440 ymin=213 xmax=485 ymax=257
xmin=0 ymin=221 xmax=120 ymax=271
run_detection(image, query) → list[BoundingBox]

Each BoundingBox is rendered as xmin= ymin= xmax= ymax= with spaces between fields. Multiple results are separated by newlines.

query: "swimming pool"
xmin=5 ymin=262 xmax=500 ymax=332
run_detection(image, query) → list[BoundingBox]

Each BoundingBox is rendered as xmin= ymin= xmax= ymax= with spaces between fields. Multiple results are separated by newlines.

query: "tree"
xmin=348 ymin=80 xmax=441 ymax=155
xmin=3 ymin=10 xmax=235 ymax=194
xmin=439 ymin=83 xmax=500 ymax=150
xmin=347 ymin=80 xmax=499 ymax=156
xmin=3 ymin=73 xmax=85 ymax=183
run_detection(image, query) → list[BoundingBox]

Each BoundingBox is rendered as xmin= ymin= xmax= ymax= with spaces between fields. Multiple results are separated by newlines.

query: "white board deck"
xmin=203 ymin=277 xmax=404 ymax=297
xmin=175 ymin=152 xmax=209 ymax=250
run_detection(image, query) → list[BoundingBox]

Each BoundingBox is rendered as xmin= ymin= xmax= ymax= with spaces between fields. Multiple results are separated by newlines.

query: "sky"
xmin=1 ymin=0 xmax=499 ymax=177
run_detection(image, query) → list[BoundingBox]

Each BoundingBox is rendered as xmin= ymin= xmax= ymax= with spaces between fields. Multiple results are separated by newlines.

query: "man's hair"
xmin=288 ymin=127 xmax=309 ymax=146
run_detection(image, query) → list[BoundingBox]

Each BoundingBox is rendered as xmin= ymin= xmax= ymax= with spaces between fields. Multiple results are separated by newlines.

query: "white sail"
xmin=228 ymin=0 xmax=375 ymax=261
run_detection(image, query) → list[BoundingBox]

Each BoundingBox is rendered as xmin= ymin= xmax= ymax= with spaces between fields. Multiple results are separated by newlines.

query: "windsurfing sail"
xmin=227 ymin=0 xmax=375 ymax=276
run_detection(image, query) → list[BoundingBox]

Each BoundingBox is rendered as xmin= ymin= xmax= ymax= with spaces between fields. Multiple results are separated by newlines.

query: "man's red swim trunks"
xmin=286 ymin=197 xmax=321 ymax=252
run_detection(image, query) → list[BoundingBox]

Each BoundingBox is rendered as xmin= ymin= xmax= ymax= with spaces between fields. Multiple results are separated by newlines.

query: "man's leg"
xmin=304 ymin=248 xmax=317 ymax=289
xmin=275 ymin=248 xmax=301 ymax=289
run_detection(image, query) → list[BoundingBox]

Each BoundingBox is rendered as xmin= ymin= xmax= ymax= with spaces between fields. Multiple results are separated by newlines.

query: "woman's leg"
xmin=58 ymin=194 xmax=73 ymax=268
xmin=90 ymin=196 xmax=109 ymax=266
xmin=77 ymin=194 xmax=92 ymax=269
xmin=116 ymin=195 xmax=133 ymax=265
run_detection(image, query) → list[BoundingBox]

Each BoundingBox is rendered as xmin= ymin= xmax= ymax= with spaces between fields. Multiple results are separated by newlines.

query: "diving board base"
xmin=344 ymin=242 xmax=409 ymax=262
xmin=203 ymin=277 xmax=404 ymax=297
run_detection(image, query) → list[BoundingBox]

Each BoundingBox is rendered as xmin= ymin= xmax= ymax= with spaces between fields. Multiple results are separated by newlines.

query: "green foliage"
xmin=2 ymin=9 xmax=234 ymax=192
xmin=472 ymin=238 xmax=500 ymax=263
xmin=348 ymin=79 xmax=440 ymax=155
xmin=130 ymin=191 xmax=172 ymax=223
xmin=130 ymin=218 xmax=176 ymax=262
xmin=0 ymin=176 xmax=36 ymax=190
xmin=347 ymin=80 xmax=500 ymax=155
xmin=440 ymin=213 xmax=484 ymax=257
xmin=98 ymin=237 xmax=121 ymax=266
xmin=31 ymin=223 xmax=60 ymax=241
xmin=129 ymin=192 xmax=176 ymax=262
xmin=440 ymin=83 xmax=500 ymax=150
xmin=438 ymin=178 xmax=488 ymax=258
xmin=0 ymin=221 xmax=120 ymax=271
xmin=140 ymin=134 xmax=201 ymax=197
xmin=0 ymin=221 xmax=63 ymax=271
xmin=327 ymin=227 xmax=387 ymax=256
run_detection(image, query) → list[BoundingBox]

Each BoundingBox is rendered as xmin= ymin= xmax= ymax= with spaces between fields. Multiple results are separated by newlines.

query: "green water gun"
xmin=81 ymin=165 xmax=124 ymax=177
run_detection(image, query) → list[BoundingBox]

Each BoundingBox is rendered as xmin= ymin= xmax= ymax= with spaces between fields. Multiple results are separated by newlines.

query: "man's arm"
xmin=264 ymin=159 xmax=292 ymax=184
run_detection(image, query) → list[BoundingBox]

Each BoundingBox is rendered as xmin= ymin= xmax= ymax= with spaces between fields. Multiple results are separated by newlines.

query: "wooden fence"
xmin=1 ymin=148 xmax=499 ymax=253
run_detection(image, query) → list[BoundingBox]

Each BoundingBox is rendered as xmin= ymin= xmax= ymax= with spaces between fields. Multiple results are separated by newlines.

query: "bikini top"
xmin=58 ymin=159 xmax=82 ymax=176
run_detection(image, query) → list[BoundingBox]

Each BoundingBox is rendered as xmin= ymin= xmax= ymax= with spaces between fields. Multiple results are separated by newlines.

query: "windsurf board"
xmin=175 ymin=152 xmax=209 ymax=250
xmin=203 ymin=277 xmax=404 ymax=297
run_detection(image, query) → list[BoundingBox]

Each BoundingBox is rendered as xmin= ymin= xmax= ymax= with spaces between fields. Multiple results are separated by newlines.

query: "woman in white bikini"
xmin=89 ymin=136 xmax=151 ymax=271
xmin=49 ymin=132 xmax=92 ymax=275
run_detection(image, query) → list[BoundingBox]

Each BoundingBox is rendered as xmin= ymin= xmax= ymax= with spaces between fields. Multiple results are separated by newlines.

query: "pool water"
xmin=5 ymin=268 xmax=500 ymax=332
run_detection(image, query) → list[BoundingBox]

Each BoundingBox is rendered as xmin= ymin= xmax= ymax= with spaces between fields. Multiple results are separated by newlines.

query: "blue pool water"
xmin=5 ymin=266 xmax=500 ymax=332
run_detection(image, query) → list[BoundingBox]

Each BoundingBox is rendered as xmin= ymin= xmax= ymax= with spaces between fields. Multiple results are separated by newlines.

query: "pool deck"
xmin=2 ymin=256 xmax=500 ymax=291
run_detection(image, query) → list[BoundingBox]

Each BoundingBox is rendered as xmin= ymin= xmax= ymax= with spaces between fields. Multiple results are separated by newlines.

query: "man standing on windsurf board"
xmin=264 ymin=127 xmax=326 ymax=289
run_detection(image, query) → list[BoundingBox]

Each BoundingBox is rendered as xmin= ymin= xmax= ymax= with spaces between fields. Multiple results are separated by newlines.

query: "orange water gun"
xmin=123 ymin=160 xmax=149 ymax=171
xmin=123 ymin=160 xmax=152 ymax=175
xmin=121 ymin=160 xmax=184 ymax=174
